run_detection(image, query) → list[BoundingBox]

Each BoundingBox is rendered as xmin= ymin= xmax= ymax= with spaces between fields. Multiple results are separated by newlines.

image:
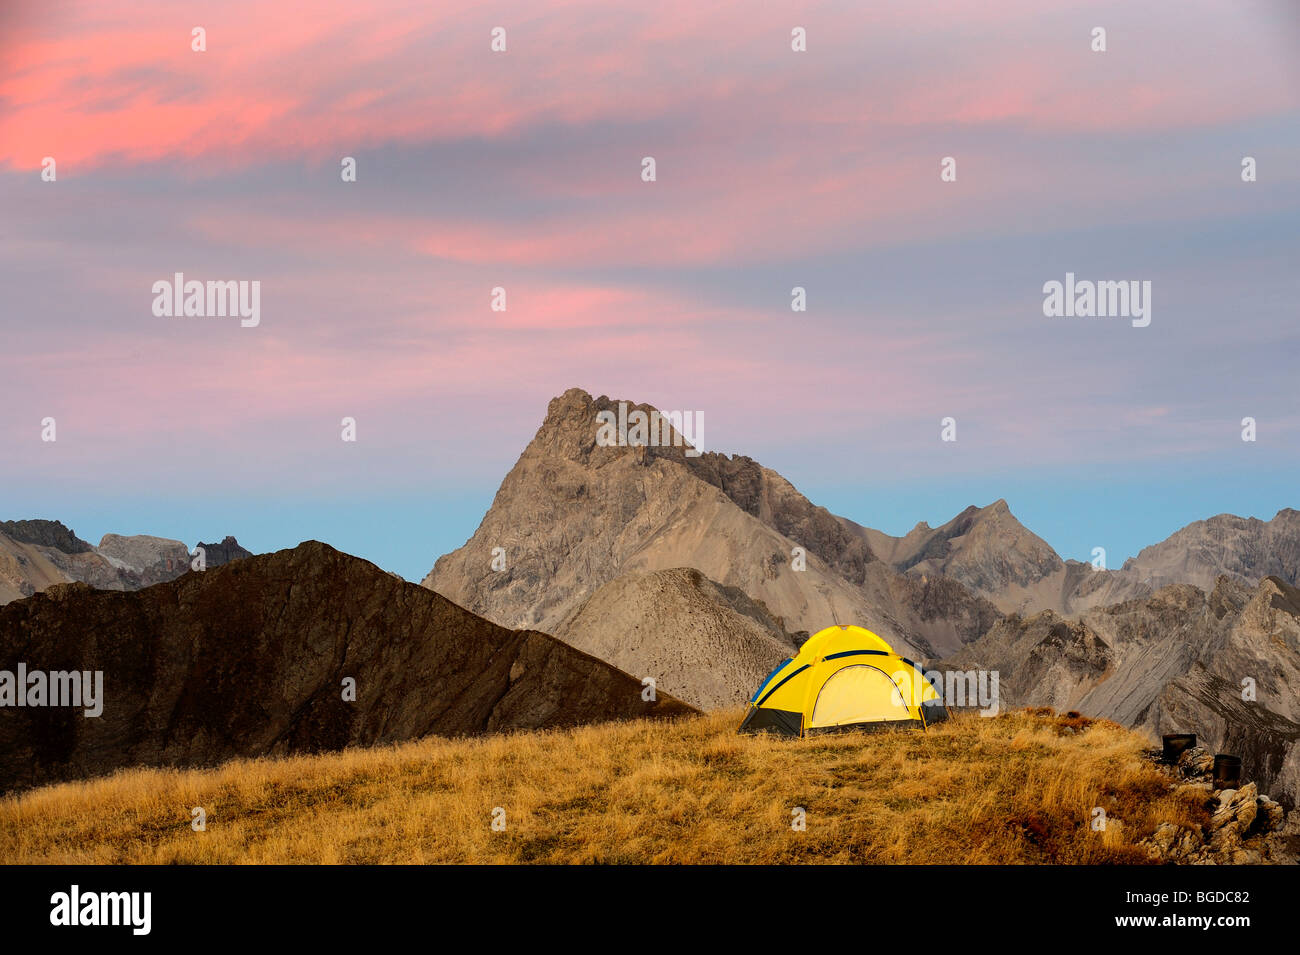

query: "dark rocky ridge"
xmin=0 ymin=541 xmax=693 ymax=792
xmin=195 ymin=535 xmax=253 ymax=568
xmin=0 ymin=520 xmax=92 ymax=554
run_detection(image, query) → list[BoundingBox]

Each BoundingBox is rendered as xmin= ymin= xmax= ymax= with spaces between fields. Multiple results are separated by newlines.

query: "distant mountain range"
xmin=424 ymin=387 xmax=1299 ymax=654
xmin=850 ymin=500 xmax=1300 ymax=616
xmin=0 ymin=521 xmax=251 ymax=605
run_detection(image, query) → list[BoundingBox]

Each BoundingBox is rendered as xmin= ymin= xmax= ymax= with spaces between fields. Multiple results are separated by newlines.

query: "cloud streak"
xmin=1 ymin=0 xmax=1297 ymax=516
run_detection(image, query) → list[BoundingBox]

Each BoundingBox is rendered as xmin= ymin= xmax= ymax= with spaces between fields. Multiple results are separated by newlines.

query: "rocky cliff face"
xmin=1122 ymin=510 xmax=1300 ymax=591
xmin=945 ymin=576 xmax=1300 ymax=803
xmin=422 ymin=388 xmax=1000 ymax=659
xmin=0 ymin=541 xmax=693 ymax=791
xmin=856 ymin=502 xmax=1300 ymax=619
xmin=0 ymin=520 xmax=94 ymax=554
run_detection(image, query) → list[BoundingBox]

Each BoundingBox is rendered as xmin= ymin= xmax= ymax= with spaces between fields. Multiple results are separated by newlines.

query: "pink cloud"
xmin=2 ymin=0 xmax=1295 ymax=173
xmin=3 ymin=0 xmax=1297 ymax=494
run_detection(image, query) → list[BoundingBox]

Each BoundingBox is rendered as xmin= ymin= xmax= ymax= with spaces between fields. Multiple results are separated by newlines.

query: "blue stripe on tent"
xmin=898 ymin=657 xmax=941 ymax=689
xmin=749 ymin=658 xmax=793 ymax=703
xmin=756 ymin=664 xmax=810 ymax=706
xmin=824 ymin=649 xmax=889 ymax=660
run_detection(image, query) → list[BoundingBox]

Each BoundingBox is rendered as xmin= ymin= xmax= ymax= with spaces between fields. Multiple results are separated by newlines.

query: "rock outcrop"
xmin=0 ymin=541 xmax=693 ymax=792
xmin=1142 ymin=746 xmax=1299 ymax=864
xmin=946 ymin=576 xmax=1300 ymax=802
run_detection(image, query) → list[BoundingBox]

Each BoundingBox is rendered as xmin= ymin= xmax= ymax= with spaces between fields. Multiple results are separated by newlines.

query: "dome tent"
xmin=738 ymin=625 xmax=947 ymax=736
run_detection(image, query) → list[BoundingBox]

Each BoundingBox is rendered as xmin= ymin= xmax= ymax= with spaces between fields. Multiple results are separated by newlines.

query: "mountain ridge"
xmin=850 ymin=499 xmax=1300 ymax=618
xmin=0 ymin=539 xmax=692 ymax=791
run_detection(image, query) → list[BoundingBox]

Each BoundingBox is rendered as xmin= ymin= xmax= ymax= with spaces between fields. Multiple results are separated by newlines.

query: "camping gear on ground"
xmin=738 ymin=624 xmax=947 ymax=737
xmin=1212 ymin=754 xmax=1242 ymax=790
xmin=1162 ymin=733 xmax=1197 ymax=763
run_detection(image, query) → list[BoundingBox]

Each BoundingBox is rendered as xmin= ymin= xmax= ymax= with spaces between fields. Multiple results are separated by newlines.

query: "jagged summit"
xmin=0 ymin=519 xmax=93 ymax=554
xmin=195 ymin=535 xmax=253 ymax=568
xmin=849 ymin=498 xmax=1064 ymax=596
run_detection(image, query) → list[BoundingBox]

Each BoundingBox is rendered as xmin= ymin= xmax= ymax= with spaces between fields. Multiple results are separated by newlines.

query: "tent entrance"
xmin=808 ymin=664 xmax=912 ymax=730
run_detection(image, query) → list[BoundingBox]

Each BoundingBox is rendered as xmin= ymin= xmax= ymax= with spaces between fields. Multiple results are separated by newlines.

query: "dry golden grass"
xmin=0 ymin=708 xmax=1205 ymax=864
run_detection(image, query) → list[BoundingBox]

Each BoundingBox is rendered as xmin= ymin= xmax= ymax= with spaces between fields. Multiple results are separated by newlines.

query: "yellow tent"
xmin=738 ymin=625 xmax=946 ymax=736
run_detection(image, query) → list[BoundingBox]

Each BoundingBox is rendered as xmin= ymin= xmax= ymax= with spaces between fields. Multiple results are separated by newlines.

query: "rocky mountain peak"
xmin=529 ymin=388 xmax=710 ymax=473
xmin=0 ymin=519 xmax=92 ymax=554
xmin=881 ymin=499 xmax=1064 ymax=597
xmin=1119 ymin=510 xmax=1300 ymax=591
xmin=424 ymin=388 xmax=996 ymax=656
xmin=195 ymin=536 xmax=254 ymax=568
xmin=532 ymin=389 xmax=874 ymax=577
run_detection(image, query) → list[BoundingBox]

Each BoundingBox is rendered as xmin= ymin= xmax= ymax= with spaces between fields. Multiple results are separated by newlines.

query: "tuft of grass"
xmin=0 ymin=709 xmax=1204 ymax=864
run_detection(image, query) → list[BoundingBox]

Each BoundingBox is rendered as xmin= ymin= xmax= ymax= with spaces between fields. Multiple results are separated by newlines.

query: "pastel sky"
xmin=2 ymin=0 xmax=1298 ymax=581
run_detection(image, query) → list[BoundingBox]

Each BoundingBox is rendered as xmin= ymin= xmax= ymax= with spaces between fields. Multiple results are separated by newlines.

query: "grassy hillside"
xmin=0 ymin=709 xmax=1203 ymax=864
